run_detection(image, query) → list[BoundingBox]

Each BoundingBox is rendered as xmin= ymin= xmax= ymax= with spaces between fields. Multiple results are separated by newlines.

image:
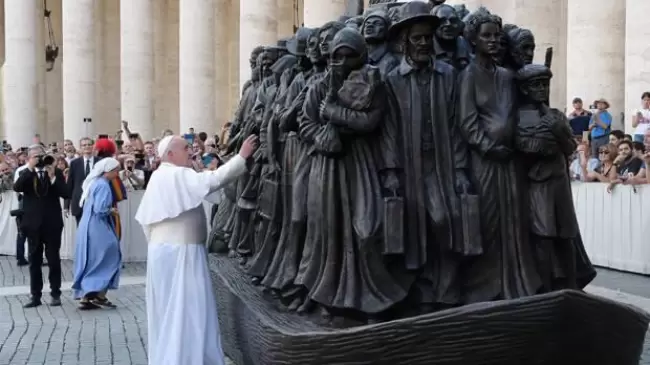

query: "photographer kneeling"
xmin=13 ymin=145 xmax=70 ymax=308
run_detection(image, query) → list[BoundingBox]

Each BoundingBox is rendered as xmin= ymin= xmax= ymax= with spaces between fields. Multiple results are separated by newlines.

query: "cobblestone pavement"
xmin=1 ymin=255 xmax=649 ymax=364
xmin=0 ymin=259 xmax=147 ymax=287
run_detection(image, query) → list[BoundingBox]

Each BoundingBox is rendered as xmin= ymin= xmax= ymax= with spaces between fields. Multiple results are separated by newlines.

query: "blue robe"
xmin=72 ymin=178 xmax=122 ymax=299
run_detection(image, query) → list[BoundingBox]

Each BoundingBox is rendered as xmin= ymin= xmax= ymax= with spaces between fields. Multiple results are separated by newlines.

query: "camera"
xmin=36 ymin=154 xmax=55 ymax=168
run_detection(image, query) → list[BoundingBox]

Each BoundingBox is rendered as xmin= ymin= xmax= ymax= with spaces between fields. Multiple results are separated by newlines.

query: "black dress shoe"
xmin=23 ymin=299 xmax=42 ymax=308
xmin=16 ymin=259 xmax=28 ymax=266
xmin=50 ymin=297 xmax=62 ymax=306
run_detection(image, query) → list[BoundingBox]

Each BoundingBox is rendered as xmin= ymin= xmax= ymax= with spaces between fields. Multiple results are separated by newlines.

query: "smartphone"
xmin=201 ymin=154 xmax=214 ymax=166
xmin=115 ymin=140 xmax=124 ymax=148
xmin=129 ymin=133 xmax=140 ymax=139
xmin=183 ymin=133 xmax=195 ymax=144
xmin=98 ymin=134 xmax=109 ymax=139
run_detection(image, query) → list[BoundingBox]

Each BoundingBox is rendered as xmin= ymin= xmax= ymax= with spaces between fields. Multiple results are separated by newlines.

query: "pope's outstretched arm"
xmin=201 ymin=154 xmax=247 ymax=194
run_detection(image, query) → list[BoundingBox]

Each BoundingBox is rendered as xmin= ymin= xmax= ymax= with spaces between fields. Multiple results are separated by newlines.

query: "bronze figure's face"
xmin=474 ymin=22 xmax=500 ymax=56
xmin=363 ymin=16 xmax=387 ymax=41
xmin=307 ymin=33 xmax=322 ymax=64
xmin=260 ymin=50 xmax=277 ymax=77
xmin=511 ymin=34 xmax=535 ymax=67
xmin=434 ymin=5 xmax=461 ymax=41
xmin=520 ymin=76 xmax=549 ymax=104
xmin=330 ymin=46 xmax=363 ymax=79
xmin=406 ymin=22 xmax=435 ymax=64
xmin=319 ymin=27 xmax=337 ymax=56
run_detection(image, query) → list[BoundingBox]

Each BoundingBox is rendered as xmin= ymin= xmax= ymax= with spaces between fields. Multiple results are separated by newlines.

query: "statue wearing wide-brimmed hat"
xmin=383 ymin=0 xmax=472 ymax=314
xmin=386 ymin=1 xmax=440 ymax=40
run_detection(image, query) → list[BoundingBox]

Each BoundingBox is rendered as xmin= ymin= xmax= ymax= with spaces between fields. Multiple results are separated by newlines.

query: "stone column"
xmin=566 ymin=0 xmax=625 ymax=131
xmin=227 ymin=0 xmax=240 ymax=117
xmin=45 ymin=0 xmax=64 ymax=144
xmin=120 ymin=0 xmax=154 ymax=139
xmin=303 ymin=0 xmax=346 ymax=27
xmin=62 ymin=0 xmax=97 ymax=142
xmin=277 ymin=0 xmax=295 ymax=38
xmin=239 ymin=0 xmax=277 ymax=92
xmin=213 ymin=0 xmax=230 ymax=129
xmin=179 ymin=0 xmax=215 ymax=134
xmin=3 ymin=0 xmax=40 ymax=147
xmin=624 ymin=0 xmax=650 ymax=133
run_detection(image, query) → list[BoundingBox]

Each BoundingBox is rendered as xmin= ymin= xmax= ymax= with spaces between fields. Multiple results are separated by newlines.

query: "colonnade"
xmin=1 ymin=0 xmax=649 ymax=147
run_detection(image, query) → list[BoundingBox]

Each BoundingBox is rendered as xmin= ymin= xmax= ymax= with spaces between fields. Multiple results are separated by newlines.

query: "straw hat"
xmin=593 ymin=98 xmax=610 ymax=109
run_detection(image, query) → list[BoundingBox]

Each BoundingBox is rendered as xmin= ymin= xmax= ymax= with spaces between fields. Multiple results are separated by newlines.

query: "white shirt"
xmin=119 ymin=168 xmax=145 ymax=191
xmin=81 ymin=156 xmax=94 ymax=173
xmin=634 ymin=108 xmax=650 ymax=135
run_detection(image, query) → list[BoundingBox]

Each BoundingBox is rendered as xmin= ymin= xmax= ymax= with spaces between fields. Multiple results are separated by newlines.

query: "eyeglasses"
xmin=80 ymin=143 xmax=92 ymax=147
xmin=599 ymin=150 xmax=610 ymax=155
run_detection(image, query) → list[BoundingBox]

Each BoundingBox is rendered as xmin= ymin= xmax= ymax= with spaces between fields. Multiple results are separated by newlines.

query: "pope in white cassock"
xmin=135 ymin=134 xmax=258 ymax=365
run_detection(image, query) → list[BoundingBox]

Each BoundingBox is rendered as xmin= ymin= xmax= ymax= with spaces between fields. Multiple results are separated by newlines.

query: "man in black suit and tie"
xmin=14 ymin=145 xmax=70 ymax=308
xmin=64 ymin=137 xmax=98 ymax=224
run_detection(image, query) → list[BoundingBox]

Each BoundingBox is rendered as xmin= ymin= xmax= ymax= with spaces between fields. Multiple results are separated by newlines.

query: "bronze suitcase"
xmin=383 ymin=195 xmax=404 ymax=255
xmin=456 ymin=192 xmax=483 ymax=256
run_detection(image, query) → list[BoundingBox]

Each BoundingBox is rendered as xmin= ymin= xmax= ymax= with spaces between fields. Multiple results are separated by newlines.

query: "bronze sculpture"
xmin=505 ymin=25 xmax=535 ymax=70
xmin=457 ymin=9 xmax=541 ymax=303
xmin=383 ymin=1 xmax=470 ymax=312
xmin=207 ymin=3 xmax=650 ymax=365
xmin=260 ymin=28 xmax=325 ymax=306
xmin=513 ymin=64 xmax=596 ymax=291
xmin=431 ymin=3 xmax=471 ymax=70
xmin=292 ymin=27 xmax=408 ymax=322
xmin=208 ymin=46 xmax=267 ymax=255
xmin=362 ymin=8 xmax=399 ymax=75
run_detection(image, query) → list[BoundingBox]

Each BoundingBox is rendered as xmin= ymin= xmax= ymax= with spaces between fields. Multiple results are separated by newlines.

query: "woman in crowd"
xmin=584 ymin=143 xmax=618 ymax=183
xmin=72 ymin=158 xmax=123 ymax=310
xmin=56 ymin=156 xmax=69 ymax=182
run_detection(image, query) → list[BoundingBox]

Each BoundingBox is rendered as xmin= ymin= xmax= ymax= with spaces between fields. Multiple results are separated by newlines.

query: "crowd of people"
xmin=0 ymin=121 xmax=232 ymax=199
xmin=7 ymin=121 xmax=232 ymax=311
xmin=568 ymin=93 xmax=650 ymax=192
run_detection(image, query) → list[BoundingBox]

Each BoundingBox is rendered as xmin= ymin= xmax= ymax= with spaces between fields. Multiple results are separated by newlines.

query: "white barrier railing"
xmin=0 ymin=184 xmax=649 ymax=273
xmin=572 ymin=183 xmax=650 ymax=274
xmin=0 ymin=191 xmax=212 ymax=263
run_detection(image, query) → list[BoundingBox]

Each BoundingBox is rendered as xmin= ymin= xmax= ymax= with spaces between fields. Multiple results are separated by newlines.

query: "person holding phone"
xmin=588 ymin=98 xmax=613 ymax=157
xmin=119 ymin=155 xmax=145 ymax=191
xmin=632 ymin=92 xmax=650 ymax=143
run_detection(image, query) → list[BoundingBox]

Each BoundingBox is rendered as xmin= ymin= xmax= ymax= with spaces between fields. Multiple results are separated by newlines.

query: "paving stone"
xmin=0 ymin=254 xmax=647 ymax=365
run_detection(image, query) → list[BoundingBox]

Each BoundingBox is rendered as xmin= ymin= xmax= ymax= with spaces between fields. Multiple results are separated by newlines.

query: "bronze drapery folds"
xmin=214 ymin=1 xmax=595 ymax=324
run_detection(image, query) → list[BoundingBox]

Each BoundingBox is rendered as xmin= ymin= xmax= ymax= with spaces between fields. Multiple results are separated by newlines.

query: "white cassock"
xmin=135 ymin=155 xmax=247 ymax=365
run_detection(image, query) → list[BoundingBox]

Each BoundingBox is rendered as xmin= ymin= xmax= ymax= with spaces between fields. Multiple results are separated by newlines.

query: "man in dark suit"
xmin=64 ymin=137 xmax=97 ymax=224
xmin=14 ymin=145 xmax=70 ymax=308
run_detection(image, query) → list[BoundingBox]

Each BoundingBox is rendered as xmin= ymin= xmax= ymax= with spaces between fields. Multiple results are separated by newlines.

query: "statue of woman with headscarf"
xmin=293 ymin=28 xmax=407 ymax=322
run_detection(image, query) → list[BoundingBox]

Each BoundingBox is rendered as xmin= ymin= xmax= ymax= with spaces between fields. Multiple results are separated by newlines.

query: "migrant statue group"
xmin=211 ymin=1 xmax=597 ymax=325
xmin=209 ymin=2 xmax=650 ymax=364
